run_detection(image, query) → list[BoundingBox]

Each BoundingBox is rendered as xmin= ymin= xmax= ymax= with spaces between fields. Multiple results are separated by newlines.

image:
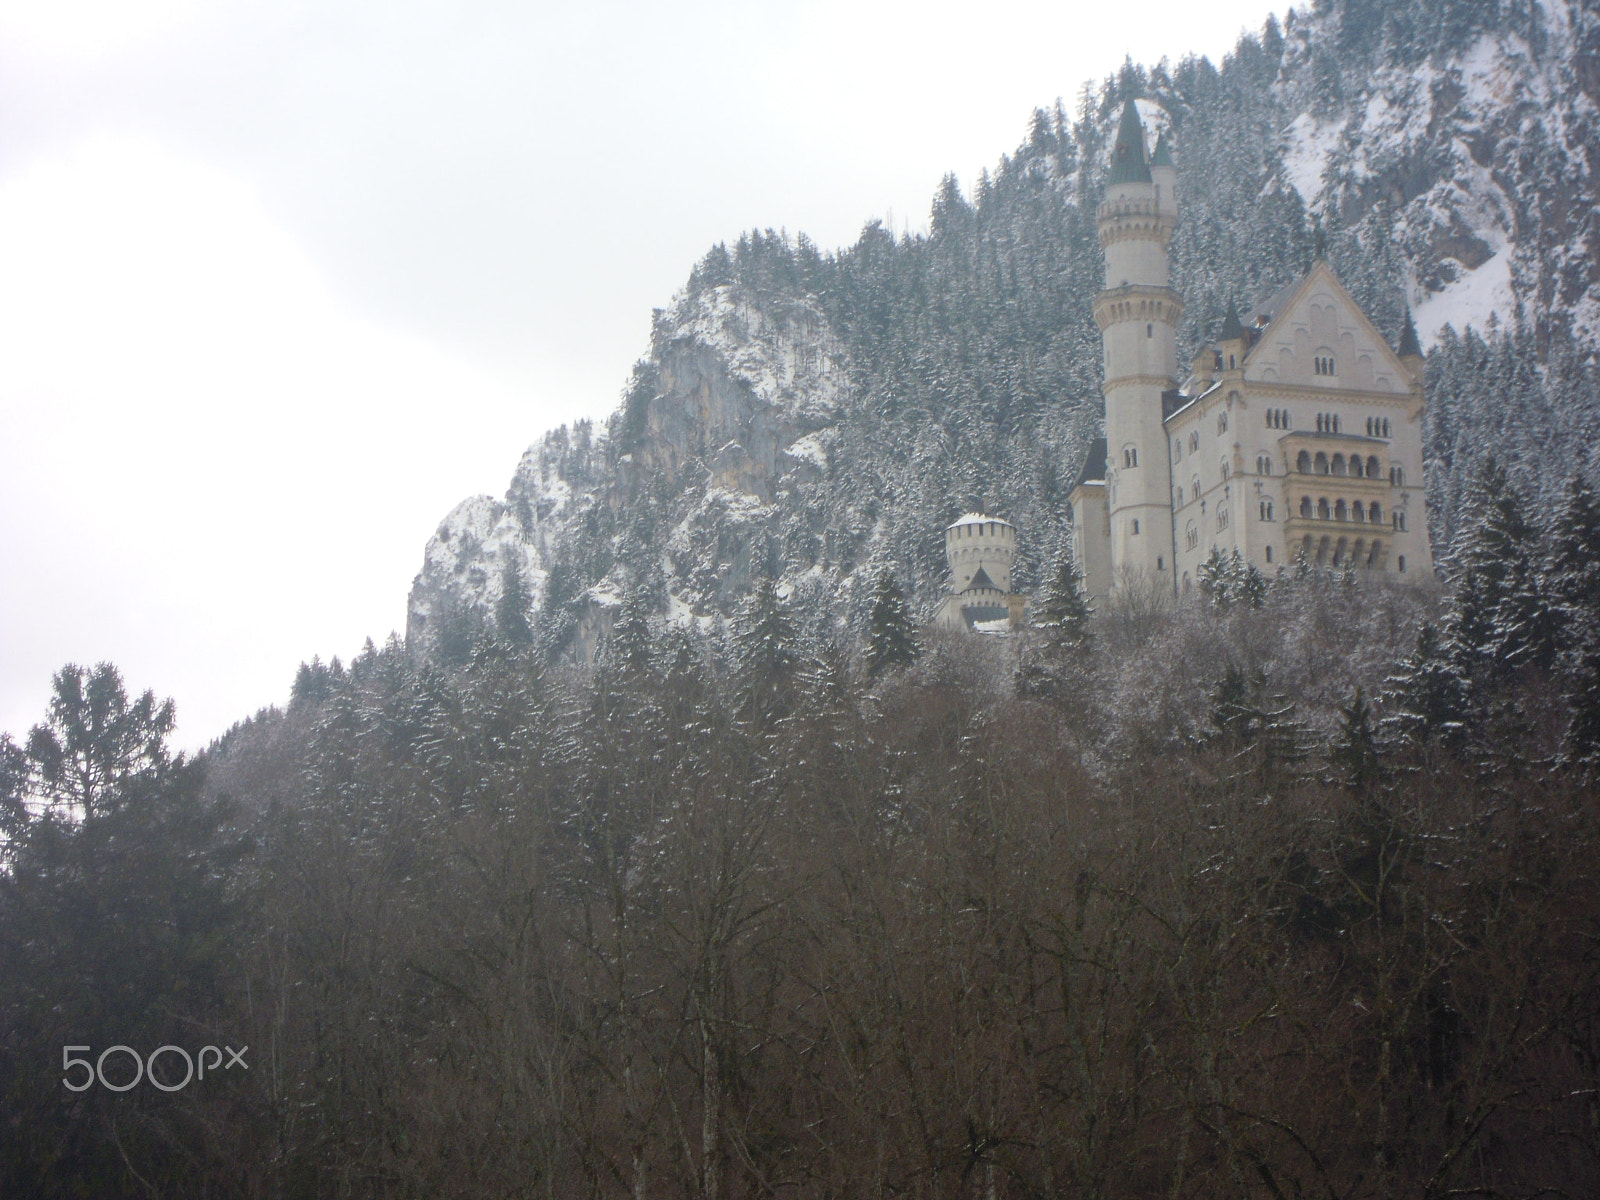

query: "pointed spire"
xmin=1398 ymin=310 xmax=1423 ymax=358
xmin=1219 ymin=303 xmax=1245 ymax=342
xmin=1107 ymin=97 xmax=1152 ymax=186
xmin=1151 ymin=131 xmax=1175 ymax=168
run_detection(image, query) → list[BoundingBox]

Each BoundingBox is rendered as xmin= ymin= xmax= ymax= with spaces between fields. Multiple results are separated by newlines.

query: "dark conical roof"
xmin=1219 ymin=303 xmax=1245 ymax=342
xmin=968 ymin=567 xmax=996 ymax=592
xmin=1398 ymin=311 xmax=1423 ymax=357
xmin=1151 ymin=132 xmax=1175 ymax=168
xmin=1107 ymin=98 xmax=1152 ymax=186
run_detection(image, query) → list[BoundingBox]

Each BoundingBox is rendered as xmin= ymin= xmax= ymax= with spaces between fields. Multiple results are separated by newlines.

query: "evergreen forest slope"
xmin=408 ymin=0 xmax=1600 ymax=660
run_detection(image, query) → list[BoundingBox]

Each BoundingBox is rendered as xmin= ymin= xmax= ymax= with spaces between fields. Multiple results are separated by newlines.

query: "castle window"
xmin=1297 ymin=450 xmax=1311 ymax=473
xmin=1217 ymin=411 xmax=1228 ymax=434
xmin=1189 ymin=431 xmax=1199 ymax=452
xmin=1317 ymin=498 xmax=1330 ymax=519
xmin=1390 ymin=465 xmax=1405 ymax=486
xmin=1398 ymin=555 xmax=1407 ymax=572
xmin=1221 ymin=460 xmax=1231 ymax=480
xmin=1265 ymin=545 xmax=1274 ymax=564
xmin=1300 ymin=496 xmax=1313 ymax=518
xmin=1260 ymin=499 xmax=1274 ymax=521
xmin=1147 ymin=324 xmax=1153 ymax=338
xmin=1157 ymin=556 xmax=1164 ymax=570
xmin=1315 ymin=452 xmax=1329 ymax=475
xmin=1367 ymin=455 xmax=1381 ymax=477
xmin=1314 ymin=355 xmax=1336 ymax=376
xmin=1383 ymin=419 xmax=1391 ymax=437
xmin=1229 ymin=354 xmax=1236 ymax=369
xmin=1335 ymin=499 xmax=1348 ymax=521
xmin=1217 ymin=506 xmax=1229 ymax=530
xmin=1331 ymin=454 xmax=1347 ymax=477
xmin=1132 ymin=519 xmax=1141 ymax=535
xmin=1192 ymin=475 xmax=1201 ymax=497
xmin=1350 ymin=456 xmax=1364 ymax=479
xmin=1123 ymin=445 xmax=1139 ymax=468
xmin=1370 ymin=502 xmax=1382 ymax=523
xmin=1183 ymin=572 xmax=1192 ymax=591
xmin=1257 ymin=455 xmax=1272 ymax=475
xmin=1393 ymin=511 xmax=1407 ymax=532
xmin=1186 ymin=522 xmax=1199 ymax=550
xmin=1352 ymin=501 xmax=1364 ymax=523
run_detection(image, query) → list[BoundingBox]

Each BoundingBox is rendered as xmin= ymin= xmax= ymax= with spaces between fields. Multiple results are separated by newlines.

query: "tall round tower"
xmin=944 ymin=513 xmax=1015 ymax=595
xmin=1094 ymin=99 xmax=1180 ymax=591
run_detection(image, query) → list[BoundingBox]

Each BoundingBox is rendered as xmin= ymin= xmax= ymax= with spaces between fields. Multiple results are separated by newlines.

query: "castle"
xmin=1064 ymin=98 xmax=1435 ymax=606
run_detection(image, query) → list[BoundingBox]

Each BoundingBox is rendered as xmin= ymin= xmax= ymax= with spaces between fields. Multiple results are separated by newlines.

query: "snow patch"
xmin=1412 ymin=245 xmax=1514 ymax=347
xmin=783 ymin=432 xmax=830 ymax=471
xmin=1281 ymin=112 xmax=1341 ymax=204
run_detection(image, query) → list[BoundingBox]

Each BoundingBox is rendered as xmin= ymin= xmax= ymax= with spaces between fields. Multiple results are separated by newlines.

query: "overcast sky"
xmin=0 ymin=0 xmax=1287 ymax=747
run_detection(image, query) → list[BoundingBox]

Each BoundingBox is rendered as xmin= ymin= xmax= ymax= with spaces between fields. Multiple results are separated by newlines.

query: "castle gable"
xmin=1244 ymin=263 xmax=1406 ymax=393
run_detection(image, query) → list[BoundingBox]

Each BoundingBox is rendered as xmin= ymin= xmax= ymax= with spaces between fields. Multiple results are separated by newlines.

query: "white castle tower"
xmin=1088 ymin=99 xmax=1180 ymax=593
xmin=933 ymin=513 xmax=1027 ymax=631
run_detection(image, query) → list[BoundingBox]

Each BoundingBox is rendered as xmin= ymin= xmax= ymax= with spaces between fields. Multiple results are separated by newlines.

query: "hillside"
xmin=407 ymin=0 xmax=1600 ymax=662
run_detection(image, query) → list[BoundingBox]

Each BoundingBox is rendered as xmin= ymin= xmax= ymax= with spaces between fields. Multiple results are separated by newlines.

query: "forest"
xmin=3 ymin=460 xmax=1599 ymax=1199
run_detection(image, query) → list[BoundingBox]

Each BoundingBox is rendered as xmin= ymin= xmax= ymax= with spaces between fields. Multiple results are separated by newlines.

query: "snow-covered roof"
xmin=946 ymin=512 xmax=1013 ymax=530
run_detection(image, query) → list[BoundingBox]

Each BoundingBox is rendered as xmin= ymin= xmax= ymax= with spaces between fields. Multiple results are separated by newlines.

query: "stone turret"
xmin=1091 ymin=98 xmax=1180 ymax=593
xmin=933 ymin=513 xmax=1027 ymax=631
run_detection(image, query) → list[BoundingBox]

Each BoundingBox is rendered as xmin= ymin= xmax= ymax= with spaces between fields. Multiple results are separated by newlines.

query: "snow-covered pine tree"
xmin=865 ymin=571 xmax=919 ymax=677
xmin=1035 ymin=553 xmax=1092 ymax=643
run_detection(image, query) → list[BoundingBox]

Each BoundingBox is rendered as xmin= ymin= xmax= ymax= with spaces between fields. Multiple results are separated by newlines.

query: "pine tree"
xmin=1550 ymin=476 xmax=1600 ymax=765
xmin=1382 ymin=621 xmax=1466 ymax=744
xmin=1035 ymin=554 xmax=1092 ymax=643
xmin=495 ymin=561 xmax=534 ymax=646
xmin=865 ymin=571 xmax=920 ymax=677
xmin=1331 ymin=686 xmax=1384 ymax=793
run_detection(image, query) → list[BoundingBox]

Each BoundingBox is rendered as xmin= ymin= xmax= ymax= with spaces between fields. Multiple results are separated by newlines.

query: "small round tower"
xmin=945 ymin=513 xmax=1015 ymax=595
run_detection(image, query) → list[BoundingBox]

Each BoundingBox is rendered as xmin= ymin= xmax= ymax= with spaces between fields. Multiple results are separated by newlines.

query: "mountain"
xmin=407 ymin=0 xmax=1600 ymax=662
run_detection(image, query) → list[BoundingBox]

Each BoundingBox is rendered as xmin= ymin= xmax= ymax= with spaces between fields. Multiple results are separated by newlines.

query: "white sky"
xmin=0 ymin=0 xmax=1286 ymax=747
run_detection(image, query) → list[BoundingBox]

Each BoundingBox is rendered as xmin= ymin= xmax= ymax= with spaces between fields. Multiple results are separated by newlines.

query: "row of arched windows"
xmin=1257 ymin=454 xmax=1273 ymax=475
xmin=1365 ymin=417 xmax=1392 ymax=437
xmin=1297 ymin=450 xmax=1383 ymax=477
xmin=1314 ymin=355 xmax=1337 ymax=376
xmin=1266 ymin=407 xmax=1291 ymax=429
xmin=1298 ymin=496 xmax=1384 ymax=524
xmin=1315 ymin=412 xmax=1342 ymax=433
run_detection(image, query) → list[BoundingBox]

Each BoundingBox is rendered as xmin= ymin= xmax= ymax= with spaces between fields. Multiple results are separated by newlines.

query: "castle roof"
xmin=1219 ymin=303 xmax=1245 ymax=342
xmin=1106 ymin=98 xmax=1152 ymax=186
xmin=968 ymin=566 xmax=996 ymax=591
xmin=1074 ymin=437 xmax=1108 ymax=488
xmin=1150 ymin=132 xmax=1175 ymax=168
xmin=947 ymin=512 xmax=1013 ymax=530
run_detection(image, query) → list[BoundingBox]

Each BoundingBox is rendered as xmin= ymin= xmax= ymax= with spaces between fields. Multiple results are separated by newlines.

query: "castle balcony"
xmin=1093 ymin=284 xmax=1184 ymax=332
xmin=1283 ymin=525 xmax=1392 ymax=571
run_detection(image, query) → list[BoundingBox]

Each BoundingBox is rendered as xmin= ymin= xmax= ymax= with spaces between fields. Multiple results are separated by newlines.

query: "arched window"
xmin=1265 ymin=545 xmax=1274 ymax=564
xmin=1349 ymin=456 xmax=1364 ymax=479
xmin=1398 ymin=555 xmax=1407 ymax=572
xmin=1123 ymin=445 xmax=1139 ymax=469
xmin=1257 ymin=454 xmax=1272 ymax=475
xmin=1186 ymin=523 xmax=1199 ymax=550
xmin=1317 ymin=497 xmax=1331 ymax=519
xmin=1315 ymin=452 xmax=1329 ymax=475
xmin=1189 ymin=431 xmax=1200 ymax=452
xmin=1297 ymin=450 xmax=1312 ymax=473
xmin=1352 ymin=501 xmax=1364 ymax=523
xmin=1147 ymin=323 xmax=1153 ymax=338
xmin=1183 ymin=571 xmax=1192 ymax=591
xmin=1369 ymin=502 xmax=1382 ymax=523
xmin=1367 ymin=455 xmax=1381 ymax=477
xmin=1221 ymin=459 xmax=1231 ymax=480
xmin=1335 ymin=499 xmax=1348 ymax=521
xmin=1393 ymin=511 xmax=1407 ymax=532
xmin=1192 ymin=475 xmax=1201 ymax=497
xmin=1217 ymin=506 xmax=1229 ymax=530
xmin=1314 ymin=354 xmax=1337 ymax=376
xmin=1173 ymin=439 xmax=1182 ymax=462
xmin=1331 ymin=454 xmax=1347 ymax=476
xmin=1390 ymin=465 xmax=1405 ymax=486
xmin=1300 ymin=496 xmax=1313 ymax=518
xmin=1259 ymin=499 xmax=1274 ymax=521
xmin=1382 ymin=418 xmax=1391 ymax=437
xmin=1218 ymin=410 xmax=1229 ymax=434
xmin=1131 ymin=518 xmax=1141 ymax=535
